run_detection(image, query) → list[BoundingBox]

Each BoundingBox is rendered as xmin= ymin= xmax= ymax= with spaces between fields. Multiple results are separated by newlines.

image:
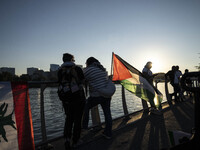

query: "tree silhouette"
xmin=195 ymin=53 xmax=200 ymax=71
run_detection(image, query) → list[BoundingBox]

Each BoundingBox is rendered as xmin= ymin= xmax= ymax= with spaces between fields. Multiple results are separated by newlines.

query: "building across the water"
xmin=50 ymin=64 xmax=60 ymax=72
xmin=27 ymin=67 xmax=39 ymax=76
xmin=0 ymin=67 xmax=15 ymax=75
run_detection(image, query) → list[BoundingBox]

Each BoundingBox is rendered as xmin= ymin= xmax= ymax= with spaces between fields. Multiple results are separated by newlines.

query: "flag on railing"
xmin=112 ymin=53 xmax=163 ymax=108
xmin=0 ymin=82 xmax=35 ymax=150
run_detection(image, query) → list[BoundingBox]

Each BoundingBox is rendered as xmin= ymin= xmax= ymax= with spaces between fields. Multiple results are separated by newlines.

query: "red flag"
xmin=112 ymin=53 xmax=132 ymax=81
xmin=111 ymin=53 xmax=163 ymax=108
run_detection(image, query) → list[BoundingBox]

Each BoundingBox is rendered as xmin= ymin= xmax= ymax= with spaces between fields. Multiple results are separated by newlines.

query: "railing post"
xmin=155 ymin=80 xmax=158 ymax=89
xmin=40 ymin=84 xmax=47 ymax=143
xmin=121 ymin=85 xmax=129 ymax=117
xmin=91 ymin=106 xmax=101 ymax=129
xmin=141 ymin=98 xmax=149 ymax=111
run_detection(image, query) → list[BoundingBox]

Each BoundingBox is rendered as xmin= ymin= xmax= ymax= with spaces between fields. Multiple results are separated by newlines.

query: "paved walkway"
xmin=47 ymin=98 xmax=194 ymax=150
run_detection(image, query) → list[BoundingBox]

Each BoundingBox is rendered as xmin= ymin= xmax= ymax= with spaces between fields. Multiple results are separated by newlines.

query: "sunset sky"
xmin=0 ymin=0 xmax=200 ymax=75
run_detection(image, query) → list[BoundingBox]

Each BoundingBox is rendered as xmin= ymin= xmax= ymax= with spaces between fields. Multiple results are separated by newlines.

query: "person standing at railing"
xmin=57 ymin=53 xmax=86 ymax=149
xmin=183 ymin=69 xmax=192 ymax=97
xmin=165 ymin=66 xmax=176 ymax=100
xmin=142 ymin=61 xmax=161 ymax=115
xmin=82 ymin=57 xmax=113 ymax=139
xmin=174 ymin=65 xmax=183 ymax=101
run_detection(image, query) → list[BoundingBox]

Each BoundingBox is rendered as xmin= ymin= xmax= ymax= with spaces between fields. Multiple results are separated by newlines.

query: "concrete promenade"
xmin=49 ymin=98 xmax=194 ymax=150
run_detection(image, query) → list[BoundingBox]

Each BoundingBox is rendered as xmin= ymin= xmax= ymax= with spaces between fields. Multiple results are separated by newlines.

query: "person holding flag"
xmin=142 ymin=61 xmax=158 ymax=85
xmin=142 ymin=61 xmax=161 ymax=114
xmin=112 ymin=53 xmax=163 ymax=115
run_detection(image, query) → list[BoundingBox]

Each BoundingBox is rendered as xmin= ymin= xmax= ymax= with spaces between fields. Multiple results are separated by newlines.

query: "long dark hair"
xmin=86 ymin=57 xmax=106 ymax=71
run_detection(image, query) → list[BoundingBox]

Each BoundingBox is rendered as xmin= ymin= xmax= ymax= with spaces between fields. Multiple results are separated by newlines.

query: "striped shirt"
xmin=84 ymin=66 xmax=108 ymax=97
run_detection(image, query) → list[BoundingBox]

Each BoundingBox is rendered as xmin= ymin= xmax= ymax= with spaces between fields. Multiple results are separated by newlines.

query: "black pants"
xmin=63 ymin=99 xmax=85 ymax=143
xmin=173 ymin=83 xmax=182 ymax=101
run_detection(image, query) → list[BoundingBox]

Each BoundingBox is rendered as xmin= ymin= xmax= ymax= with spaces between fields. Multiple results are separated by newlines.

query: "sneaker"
xmin=169 ymin=94 xmax=173 ymax=100
xmin=143 ymin=109 xmax=149 ymax=114
xmin=72 ymin=139 xmax=84 ymax=148
xmin=150 ymin=108 xmax=162 ymax=115
xmin=64 ymin=141 xmax=71 ymax=150
xmin=72 ymin=142 xmax=78 ymax=149
xmin=81 ymin=129 xmax=89 ymax=135
xmin=102 ymin=132 xmax=112 ymax=140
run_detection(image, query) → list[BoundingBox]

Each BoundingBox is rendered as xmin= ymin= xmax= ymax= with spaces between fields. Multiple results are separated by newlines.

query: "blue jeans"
xmin=83 ymin=96 xmax=112 ymax=136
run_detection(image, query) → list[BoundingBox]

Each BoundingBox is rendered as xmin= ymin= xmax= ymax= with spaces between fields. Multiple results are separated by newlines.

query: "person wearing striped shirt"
xmin=82 ymin=57 xmax=112 ymax=139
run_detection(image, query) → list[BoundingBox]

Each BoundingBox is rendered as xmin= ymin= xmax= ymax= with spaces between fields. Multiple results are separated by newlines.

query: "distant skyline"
xmin=1 ymin=0 xmax=200 ymax=76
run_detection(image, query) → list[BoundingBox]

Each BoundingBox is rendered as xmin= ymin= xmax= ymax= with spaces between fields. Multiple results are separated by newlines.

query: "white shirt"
xmin=174 ymin=70 xmax=182 ymax=84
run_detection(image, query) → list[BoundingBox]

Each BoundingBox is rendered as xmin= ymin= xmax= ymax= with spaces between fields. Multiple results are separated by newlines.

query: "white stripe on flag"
xmin=169 ymin=130 xmax=191 ymax=146
xmin=0 ymin=82 xmax=19 ymax=150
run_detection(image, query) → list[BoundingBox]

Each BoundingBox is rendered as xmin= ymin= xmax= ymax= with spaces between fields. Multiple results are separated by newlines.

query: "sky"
xmin=0 ymin=0 xmax=200 ymax=76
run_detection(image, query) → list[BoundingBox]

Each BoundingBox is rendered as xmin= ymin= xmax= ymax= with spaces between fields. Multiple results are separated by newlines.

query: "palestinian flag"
xmin=0 ymin=82 xmax=35 ymax=150
xmin=112 ymin=53 xmax=163 ymax=108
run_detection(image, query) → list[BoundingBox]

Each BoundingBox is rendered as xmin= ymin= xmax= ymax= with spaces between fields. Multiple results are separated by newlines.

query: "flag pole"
xmin=110 ymin=52 xmax=114 ymax=78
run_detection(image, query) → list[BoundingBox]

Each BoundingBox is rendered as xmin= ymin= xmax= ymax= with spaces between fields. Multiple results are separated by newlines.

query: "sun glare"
xmin=138 ymin=47 xmax=165 ymax=73
xmin=150 ymin=57 xmax=162 ymax=73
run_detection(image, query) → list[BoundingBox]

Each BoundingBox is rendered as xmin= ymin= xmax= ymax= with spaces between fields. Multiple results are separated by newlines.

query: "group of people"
xmin=141 ymin=61 xmax=192 ymax=114
xmin=57 ymin=53 xmax=191 ymax=149
xmin=165 ymin=65 xmax=187 ymax=102
xmin=142 ymin=61 xmax=190 ymax=102
xmin=57 ymin=53 xmax=113 ymax=149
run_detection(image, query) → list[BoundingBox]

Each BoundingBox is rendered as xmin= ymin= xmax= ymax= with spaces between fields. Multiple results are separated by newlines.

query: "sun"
xmin=131 ymin=45 xmax=169 ymax=74
xmin=149 ymin=57 xmax=162 ymax=73
xmin=140 ymin=52 xmax=164 ymax=73
xmin=138 ymin=45 xmax=166 ymax=73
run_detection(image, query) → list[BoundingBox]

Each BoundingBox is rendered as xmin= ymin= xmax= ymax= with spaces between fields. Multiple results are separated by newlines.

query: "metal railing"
xmin=170 ymin=72 xmax=200 ymax=149
xmin=28 ymin=81 xmax=134 ymax=147
xmin=28 ymin=81 xmax=58 ymax=147
xmin=28 ymin=73 xmax=199 ymax=148
xmin=28 ymin=81 xmax=164 ymax=148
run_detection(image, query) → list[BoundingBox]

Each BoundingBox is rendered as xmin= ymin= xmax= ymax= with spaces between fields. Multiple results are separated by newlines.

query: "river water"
xmin=29 ymin=83 xmax=172 ymax=144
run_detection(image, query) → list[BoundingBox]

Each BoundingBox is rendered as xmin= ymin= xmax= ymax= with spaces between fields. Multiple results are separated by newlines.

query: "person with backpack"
xmin=82 ymin=57 xmax=115 ymax=139
xmin=57 ymin=53 xmax=85 ymax=149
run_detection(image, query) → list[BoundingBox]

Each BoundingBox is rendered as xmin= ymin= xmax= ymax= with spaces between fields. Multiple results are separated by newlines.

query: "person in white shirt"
xmin=174 ymin=66 xmax=183 ymax=101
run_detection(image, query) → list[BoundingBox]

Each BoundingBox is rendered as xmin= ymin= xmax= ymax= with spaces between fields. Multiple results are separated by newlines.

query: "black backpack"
xmin=57 ymin=66 xmax=80 ymax=103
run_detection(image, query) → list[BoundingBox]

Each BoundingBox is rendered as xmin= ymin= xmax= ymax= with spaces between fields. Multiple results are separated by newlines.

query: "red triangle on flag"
xmin=112 ymin=53 xmax=132 ymax=81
